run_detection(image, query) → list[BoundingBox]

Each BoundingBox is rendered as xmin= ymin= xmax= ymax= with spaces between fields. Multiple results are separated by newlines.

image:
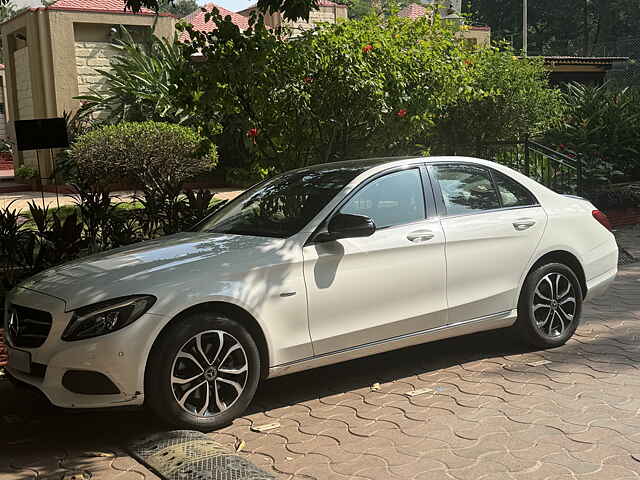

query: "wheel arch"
xmin=145 ymin=301 xmax=271 ymax=382
xmin=527 ymin=250 xmax=587 ymax=299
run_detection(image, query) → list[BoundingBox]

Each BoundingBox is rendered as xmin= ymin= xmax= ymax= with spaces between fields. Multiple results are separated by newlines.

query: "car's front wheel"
xmin=145 ymin=312 xmax=261 ymax=431
xmin=516 ymin=262 xmax=583 ymax=349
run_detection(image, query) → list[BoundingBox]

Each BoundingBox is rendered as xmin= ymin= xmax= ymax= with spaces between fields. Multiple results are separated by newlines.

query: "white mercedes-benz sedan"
xmin=5 ymin=157 xmax=618 ymax=430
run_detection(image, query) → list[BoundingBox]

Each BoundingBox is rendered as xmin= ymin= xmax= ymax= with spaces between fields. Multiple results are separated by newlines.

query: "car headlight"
xmin=62 ymin=295 xmax=156 ymax=341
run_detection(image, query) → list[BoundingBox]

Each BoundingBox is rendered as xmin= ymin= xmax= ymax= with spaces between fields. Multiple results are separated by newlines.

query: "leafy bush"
xmin=71 ymin=121 xmax=217 ymax=233
xmin=14 ymin=166 xmax=38 ymax=179
xmin=181 ymin=11 xmax=472 ymax=176
xmin=545 ymin=83 xmax=640 ymax=187
xmin=0 ymin=189 xmax=220 ymax=306
xmin=430 ymin=47 xmax=563 ymax=155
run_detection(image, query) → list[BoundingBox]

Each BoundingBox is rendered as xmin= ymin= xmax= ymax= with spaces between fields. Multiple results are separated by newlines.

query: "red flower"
xmin=303 ymin=76 xmax=314 ymax=84
xmin=246 ymin=128 xmax=259 ymax=144
xmin=362 ymin=44 xmax=374 ymax=53
xmin=558 ymin=144 xmax=566 ymax=150
xmin=396 ymin=108 xmax=408 ymax=118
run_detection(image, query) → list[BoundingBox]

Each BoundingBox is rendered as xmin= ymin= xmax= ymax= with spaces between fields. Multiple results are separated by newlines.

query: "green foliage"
xmin=159 ymin=0 xmax=197 ymax=17
xmin=0 ymin=201 xmax=34 ymax=289
xmin=54 ymin=109 xmax=95 ymax=184
xmin=14 ymin=166 xmax=38 ymax=179
xmin=71 ymin=121 xmax=216 ymax=190
xmin=181 ymin=11 xmax=473 ymax=177
xmin=431 ymin=47 xmax=563 ymax=154
xmin=77 ymin=29 xmax=198 ymax=126
xmin=467 ymin=0 xmax=640 ymax=56
xmin=71 ymin=121 xmax=217 ymax=233
xmin=28 ymin=202 xmax=85 ymax=266
xmin=0 ymin=190 xmax=220 ymax=306
xmin=178 ymin=10 xmax=557 ymax=180
xmin=545 ymin=83 xmax=640 ymax=187
xmin=342 ymin=0 xmax=411 ymax=19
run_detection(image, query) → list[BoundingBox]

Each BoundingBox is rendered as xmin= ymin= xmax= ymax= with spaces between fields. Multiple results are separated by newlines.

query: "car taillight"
xmin=592 ymin=210 xmax=612 ymax=232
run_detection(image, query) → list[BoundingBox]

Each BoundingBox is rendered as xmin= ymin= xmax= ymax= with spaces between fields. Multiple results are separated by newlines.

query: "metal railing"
xmin=459 ymin=138 xmax=583 ymax=196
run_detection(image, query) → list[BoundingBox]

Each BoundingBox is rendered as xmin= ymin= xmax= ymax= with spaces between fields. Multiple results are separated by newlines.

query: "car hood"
xmin=19 ymin=232 xmax=286 ymax=311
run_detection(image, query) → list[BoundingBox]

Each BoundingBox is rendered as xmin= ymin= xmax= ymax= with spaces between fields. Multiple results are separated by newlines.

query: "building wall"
xmin=75 ymin=40 xmax=117 ymax=97
xmin=458 ymin=28 xmax=491 ymax=48
xmin=13 ymin=47 xmax=36 ymax=166
xmin=14 ymin=47 xmax=33 ymax=120
xmin=288 ymin=6 xmax=348 ymax=33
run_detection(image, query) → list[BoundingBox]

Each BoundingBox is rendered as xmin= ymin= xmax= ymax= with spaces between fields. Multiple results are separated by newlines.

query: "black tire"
xmin=515 ymin=262 xmax=583 ymax=349
xmin=145 ymin=311 xmax=261 ymax=431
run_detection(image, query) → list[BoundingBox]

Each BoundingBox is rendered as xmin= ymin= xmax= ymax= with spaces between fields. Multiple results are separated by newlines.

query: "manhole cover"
xmin=127 ymin=430 xmax=273 ymax=480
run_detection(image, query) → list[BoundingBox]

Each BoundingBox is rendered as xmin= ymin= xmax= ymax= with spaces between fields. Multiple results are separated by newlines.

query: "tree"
xmin=158 ymin=0 xmax=197 ymax=17
xmin=178 ymin=10 xmax=474 ymax=176
xmin=466 ymin=0 xmax=640 ymax=56
xmin=125 ymin=0 xmax=319 ymax=21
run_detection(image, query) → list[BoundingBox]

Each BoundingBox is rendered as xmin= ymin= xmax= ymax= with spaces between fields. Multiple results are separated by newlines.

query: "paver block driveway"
xmin=2 ymin=232 xmax=640 ymax=479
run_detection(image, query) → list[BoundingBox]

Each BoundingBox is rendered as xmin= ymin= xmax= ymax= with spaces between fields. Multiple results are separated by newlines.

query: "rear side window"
xmin=340 ymin=168 xmax=426 ymax=228
xmin=432 ymin=165 xmax=500 ymax=216
xmin=493 ymin=171 xmax=537 ymax=208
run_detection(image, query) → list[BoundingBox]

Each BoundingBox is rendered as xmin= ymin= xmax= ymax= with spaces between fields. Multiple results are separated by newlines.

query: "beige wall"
xmin=458 ymin=28 xmax=491 ymax=48
xmin=14 ymin=47 xmax=34 ymax=120
xmin=75 ymin=40 xmax=118 ymax=97
xmin=1 ymin=8 xmax=175 ymax=175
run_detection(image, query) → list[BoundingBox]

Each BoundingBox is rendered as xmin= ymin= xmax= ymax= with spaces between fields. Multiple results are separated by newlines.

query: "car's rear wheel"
xmin=516 ymin=262 xmax=583 ymax=349
xmin=145 ymin=312 xmax=261 ymax=431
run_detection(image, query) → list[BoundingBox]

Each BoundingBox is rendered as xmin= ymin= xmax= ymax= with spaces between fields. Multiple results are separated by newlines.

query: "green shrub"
xmin=71 ymin=121 xmax=217 ymax=233
xmin=430 ymin=47 xmax=563 ymax=155
xmin=545 ymin=82 xmax=640 ymax=187
xmin=15 ymin=166 xmax=38 ymax=179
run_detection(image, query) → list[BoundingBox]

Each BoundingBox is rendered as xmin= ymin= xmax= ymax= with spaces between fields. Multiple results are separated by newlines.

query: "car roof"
xmin=302 ymin=155 xmax=495 ymax=173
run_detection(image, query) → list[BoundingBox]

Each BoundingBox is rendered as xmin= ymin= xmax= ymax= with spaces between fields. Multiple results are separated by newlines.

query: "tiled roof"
xmin=181 ymin=2 xmax=250 ymax=39
xmin=47 ymin=0 xmax=169 ymax=15
xmin=397 ymin=3 xmax=428 ymax=19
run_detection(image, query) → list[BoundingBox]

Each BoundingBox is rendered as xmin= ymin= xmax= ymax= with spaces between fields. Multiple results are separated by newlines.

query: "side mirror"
xmin=316 ymin=213 xmax=376 ymax=242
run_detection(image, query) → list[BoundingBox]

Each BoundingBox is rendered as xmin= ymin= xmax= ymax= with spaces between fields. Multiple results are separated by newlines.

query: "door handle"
xmin=407 ymin=230 xmax=435 ymax=243
xmin=513 ymin=218 xmax=536 ymax=231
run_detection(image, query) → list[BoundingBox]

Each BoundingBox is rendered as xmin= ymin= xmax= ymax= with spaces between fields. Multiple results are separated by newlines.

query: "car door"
xmin=302 ymin=166 xmax=448 ymax=355
xmin=429 ymin=163 xmax=548 ymax=324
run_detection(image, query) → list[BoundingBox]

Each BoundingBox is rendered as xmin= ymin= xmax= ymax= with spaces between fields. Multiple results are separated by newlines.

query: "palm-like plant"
xmin=77 ymin=28 xmax=194 ymax=125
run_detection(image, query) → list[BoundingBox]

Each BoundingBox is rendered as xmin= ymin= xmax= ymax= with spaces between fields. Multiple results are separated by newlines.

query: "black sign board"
xmin=15 ymin=118 xmax=69 ymax=151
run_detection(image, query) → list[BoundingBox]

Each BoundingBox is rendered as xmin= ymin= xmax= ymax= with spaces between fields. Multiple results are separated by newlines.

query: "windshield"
xmin=198 ymin=165 xmax=371 ymax=238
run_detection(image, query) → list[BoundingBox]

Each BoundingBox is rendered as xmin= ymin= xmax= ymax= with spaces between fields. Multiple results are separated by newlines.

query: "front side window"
xmin=199 ymin=165 xmax=370 ymax=238
xmin=433 ymin=164 xmax=501 ymax=216
xmin=493 ymin=171 xmax=537 ymax=208
xmin=340 ymin=169 xmax=426 ymax=228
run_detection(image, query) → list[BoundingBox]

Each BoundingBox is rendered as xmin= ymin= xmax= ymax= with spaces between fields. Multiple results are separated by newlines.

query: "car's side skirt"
xmin=267 ymin=309 xmax=517 ymax=378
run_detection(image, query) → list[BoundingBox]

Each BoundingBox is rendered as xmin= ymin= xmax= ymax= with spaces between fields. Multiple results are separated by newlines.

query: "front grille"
xmin=7 ymin=305 xmax=53 ymax=348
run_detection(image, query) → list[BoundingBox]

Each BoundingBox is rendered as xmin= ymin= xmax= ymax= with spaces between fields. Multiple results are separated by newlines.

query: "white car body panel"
xmin=4 ymin=156 xmax=618 ymax=410
xmin=440 ymin=206 xmax=548 ymax=323
xmin=303 ymin=217 xmax=447 ymax=355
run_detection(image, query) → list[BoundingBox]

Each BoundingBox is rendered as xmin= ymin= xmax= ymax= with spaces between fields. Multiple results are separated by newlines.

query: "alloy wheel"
xmin=171 ymin=330 xmax=249 ymax=417
xmin=532 ymin=272 xmax=577 ymax=338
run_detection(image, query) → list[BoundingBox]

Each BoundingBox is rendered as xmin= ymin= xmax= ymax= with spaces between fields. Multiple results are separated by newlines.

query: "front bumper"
xmin=4 ymin=287 xmax=165 ymax=409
